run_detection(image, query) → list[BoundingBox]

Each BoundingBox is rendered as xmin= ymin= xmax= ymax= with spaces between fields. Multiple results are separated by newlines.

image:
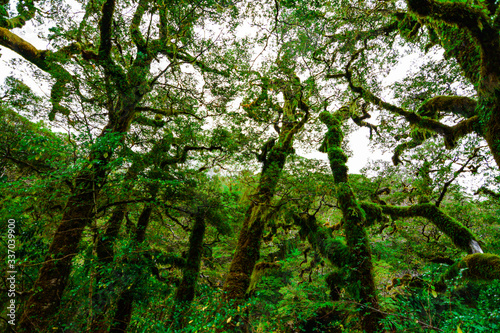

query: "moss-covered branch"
xmin=325 ymin=21 xmax=399 ymax=43
xmin=136 ymin=106 xmax=203 ymax=120
xmin=130 ymin=0 xmax=149 ymax=51
xmin=406 ymin=0 xmax=500 ymax=74
xmin=293 ymin=213 xmax=351 ymax=268
xmin=380 ymin=203 xmax=480 ymax=253
xmin=98 ymin=0 xmax=115 ymax=60
xmin=0 ymin=0 xmax=36 ymax=29
xmin=346 ymin=62 xmax=479 ymax=151
xmin=436 ymin=254 xmax=500 ymax=291
xmin=417 ymin=96 xmax=477 ymax=119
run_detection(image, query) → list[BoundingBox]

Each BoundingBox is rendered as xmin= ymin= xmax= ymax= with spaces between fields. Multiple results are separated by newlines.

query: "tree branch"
xmin=380 ymin=203 xmax=479 ymax=253
xmin=98 ymin=0 xmax=116 ymax=60
xmin=345 ymin=52 xmax=479 ymax=148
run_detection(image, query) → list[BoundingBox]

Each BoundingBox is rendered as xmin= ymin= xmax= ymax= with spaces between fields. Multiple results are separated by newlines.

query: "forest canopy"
xmin=1 ymin=0 xmax=500 ymax=332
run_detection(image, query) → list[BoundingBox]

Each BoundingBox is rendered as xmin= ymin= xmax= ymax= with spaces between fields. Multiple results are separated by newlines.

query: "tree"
xmin=0 ymin=0 xmax=240 ymax=330
xmin=1 ymin=0 xmax=500 ymax=332
xmin=221 ymin=67 xmax=310 ymax=331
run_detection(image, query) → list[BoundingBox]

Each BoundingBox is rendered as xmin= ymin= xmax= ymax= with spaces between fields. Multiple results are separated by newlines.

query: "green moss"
xmin=463 ymin=253 xmax=500 ymax=280
xmin=438 ymin=254 xmax=500 ymax=289
xmin=360 ymin=202 xmax=384 ymax=226
xmin=381 ymin=203 xmax=477 ymax=253
xmin=319 ymin=108 xmax=383 ymax=331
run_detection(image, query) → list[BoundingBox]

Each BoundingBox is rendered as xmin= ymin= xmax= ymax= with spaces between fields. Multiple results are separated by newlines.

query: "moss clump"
xmin=360 ymin=202 xmax=384 ymax=226
xmin=438 ymin=254 xmax=500 ymax=291
xmin=463 ymin=253 xmax=500 ymax=280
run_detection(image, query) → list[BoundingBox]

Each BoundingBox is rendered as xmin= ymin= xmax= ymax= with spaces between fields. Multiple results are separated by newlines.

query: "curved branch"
xmin=159 ymin=145 xmax=223 ymax=167
xmin=406 ymin=0 xmax=500 ymax=78
xmin=380 ymin=203 xmax=480 ymax=253
xmin=346 ymin=61 xmax=479 ymax=148
xmin=136 ymin=106 xmax=203 ymax=120
xmin=436 ymin=147 xmax=480 ymax=206
xmin=0 ymin=0 xmax=36 ymax=29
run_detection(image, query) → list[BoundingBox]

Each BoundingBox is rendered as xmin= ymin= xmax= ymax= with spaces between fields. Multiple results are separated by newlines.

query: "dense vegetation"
xmin=1 ymin=0 xmax=500 ymax=332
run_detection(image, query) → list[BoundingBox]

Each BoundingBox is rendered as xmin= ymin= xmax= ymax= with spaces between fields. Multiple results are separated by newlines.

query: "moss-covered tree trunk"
xmin=3 ymin=0 xmax=219 ymax=330
xmin=222 ymin=144 xmax=291 ymax=301
xmin=91 ymin=203 xmax=131 ymax=332
xmin=17 ymin=0 xmax=159 ymax=328
xmin=406 ymin=0 xmax=500 ymax=169
xmin=222 ymin=75 xmax=309 ymax=331
xmin=168 ymin=211 xmax=206 ymax=330
xmin=19 ymin=105 xmax=145 ymax=333
xmin=18 ymin=168 xmax=101 ymax=331
xmin=319 ymin=108 xmax=384 ymax=332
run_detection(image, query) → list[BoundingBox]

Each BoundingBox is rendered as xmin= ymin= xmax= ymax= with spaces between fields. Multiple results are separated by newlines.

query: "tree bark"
xmin=221 ymin=75 xmax=309 ymax=331
xmin=109 ymin=195 xmax=156 ymax=333
xmin=168 ymin=212 xmax=206 ymax=330
xmin=90 ymin=204 xmax=128 ymax=333
xmin=319 ymin=108 xmax=384 ymax=332
xmin=18 ymin=172 xmax=97 ymax=331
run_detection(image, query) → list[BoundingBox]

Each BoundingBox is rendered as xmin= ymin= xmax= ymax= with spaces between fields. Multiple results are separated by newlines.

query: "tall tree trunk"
xmin=109 ymin=190 xmax=157 ymax=333
xmin=90 ymin=204 xmax=128 ymax=333
xmin=319 ymin=109 xmax=384 ymax=332
xmin=223 ymin=144 xmax=294 ymax=302
xmin=221 ymin=76 xmax=309 ymax=332
xmin=18 ymin=102 xmax=141 ymax=332
xmin=168 ymin=211 xmax=206 ymax=330
xmin=18 ymin=172 xmax=98 ymax=331
xmin=109 ymin=289 xmax=134 ymax=333
xmin=90 ymin=141 xmax=168 ymax=332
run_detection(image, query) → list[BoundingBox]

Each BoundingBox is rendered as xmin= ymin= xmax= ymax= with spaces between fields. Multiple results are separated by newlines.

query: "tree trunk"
xmin=221 ymin=76 xmax=309 ymax=332
xmin=18 ymin=101 xmax=140 ymax=332
xmin=223 ymin=76 xmax=309 ymax=304
xmin=168 ymin=212 xmax=206 ymax=330
xmin=90 ymin=204 xmax=128 ymax=333
xmin=222 ymin=144 xmax=291 ymax=302
xmin=109 ymin=197 xmax=156 ymax=333
xmin=319 ymin=109 xmax=384 ymax=332
xmin=18 ymin=173 xmax=97 ymax=331
xmin=109 ymin=289 xmax=134 ymax=333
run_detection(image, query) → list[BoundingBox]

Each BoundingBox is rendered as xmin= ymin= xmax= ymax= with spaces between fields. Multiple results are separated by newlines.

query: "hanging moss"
xmin=246 ymin=262 xmax=281 ymax=295
xmin=292 ymin=213 xmax=352 ymax=269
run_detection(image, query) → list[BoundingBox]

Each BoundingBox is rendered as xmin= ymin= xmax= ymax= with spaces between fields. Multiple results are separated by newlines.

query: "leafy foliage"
xmin=1 ymin=0 xmax=500 ymax=332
